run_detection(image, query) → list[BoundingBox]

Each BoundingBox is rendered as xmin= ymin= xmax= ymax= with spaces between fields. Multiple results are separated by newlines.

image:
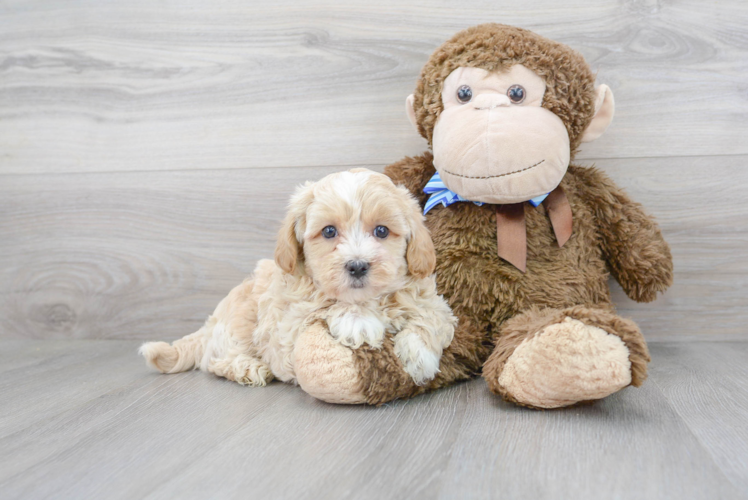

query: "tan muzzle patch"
xmin=432 ymin=105 xmax=570 ymax=204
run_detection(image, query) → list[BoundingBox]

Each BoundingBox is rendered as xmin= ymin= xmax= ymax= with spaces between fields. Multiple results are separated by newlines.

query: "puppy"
xmin=140 ymin=169 xmax=456 ymax=387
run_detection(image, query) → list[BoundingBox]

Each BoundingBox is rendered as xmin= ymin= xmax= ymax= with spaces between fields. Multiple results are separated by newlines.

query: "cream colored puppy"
xmin=140 ymin=169 xmax=456 ymax=388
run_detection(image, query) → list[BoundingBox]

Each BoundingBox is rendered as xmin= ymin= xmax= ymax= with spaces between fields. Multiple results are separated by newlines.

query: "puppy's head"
xmin=274 ymin=168 xmax=436 ymax=303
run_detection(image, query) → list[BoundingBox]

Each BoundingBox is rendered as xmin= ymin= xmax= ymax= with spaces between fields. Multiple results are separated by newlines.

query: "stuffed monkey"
xmin=293 ymin=23 xmax=673 ymax=409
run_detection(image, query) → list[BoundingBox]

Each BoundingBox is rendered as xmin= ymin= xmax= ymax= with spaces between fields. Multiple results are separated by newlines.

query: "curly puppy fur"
xmin=140 ymin=169 xmax=456 ymax=391
xmin=358 ymin=24 xmax=673 ymax=408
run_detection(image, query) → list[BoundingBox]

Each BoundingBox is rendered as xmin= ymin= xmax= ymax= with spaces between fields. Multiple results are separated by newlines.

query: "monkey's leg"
xmin=482 ymin=305 xmax=650 ymax=409
xmin=294 ymin=316 xmax=488 ymax=405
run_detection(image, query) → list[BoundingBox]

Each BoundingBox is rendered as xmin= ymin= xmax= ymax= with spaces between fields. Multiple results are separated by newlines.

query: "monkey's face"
xmin=432 ymin=65 xmax=570 ymax=204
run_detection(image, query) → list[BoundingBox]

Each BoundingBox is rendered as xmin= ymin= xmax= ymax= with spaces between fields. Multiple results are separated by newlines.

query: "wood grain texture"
xmin=0 ymin=0 xmax=747 ymax=175
xmin=437 ymin=368 xmax=738 ymax=500
xmin=2 ymin=156 xmax=747 ymax=340
xmin=0 ymin=340 xmax=745 ymax=499
xmin=0 ymin=340 xmax=147 ymax=438
xmin=649 ymin=342 xmax=748 ymax=493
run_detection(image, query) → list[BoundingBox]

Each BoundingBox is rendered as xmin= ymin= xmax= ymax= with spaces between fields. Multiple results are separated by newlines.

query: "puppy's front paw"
xmin=394 ymin=331 xmax=440 ymax=385
xmin=328 ymin=313 xmax=385 ymax=349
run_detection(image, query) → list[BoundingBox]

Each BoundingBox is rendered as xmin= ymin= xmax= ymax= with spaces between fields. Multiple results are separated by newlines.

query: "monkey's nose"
xmin=473 ymin=93 xmax=510 ymax=110
xmin=345 ymin=260 xmax=370 ymax=278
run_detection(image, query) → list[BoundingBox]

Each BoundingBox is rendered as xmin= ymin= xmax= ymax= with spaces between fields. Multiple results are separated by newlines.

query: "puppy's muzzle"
xmin=345 ymin=260 xmax=370 ymax=278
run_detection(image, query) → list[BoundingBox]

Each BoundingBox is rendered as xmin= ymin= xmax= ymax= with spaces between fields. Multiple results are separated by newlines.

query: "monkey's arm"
xmin=571 ymin=165 xmax=673 ymax=303
xmin=383 ymin=152 xmax=436 ymax=207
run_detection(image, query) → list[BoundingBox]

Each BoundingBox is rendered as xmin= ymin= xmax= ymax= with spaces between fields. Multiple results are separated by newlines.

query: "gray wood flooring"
xmin=0 ymin=340 xmax=746 ymax=500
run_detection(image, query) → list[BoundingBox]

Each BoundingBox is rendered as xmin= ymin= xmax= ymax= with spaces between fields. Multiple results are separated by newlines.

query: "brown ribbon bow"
xmin=494 ymin=186 xmax=573 ymax=272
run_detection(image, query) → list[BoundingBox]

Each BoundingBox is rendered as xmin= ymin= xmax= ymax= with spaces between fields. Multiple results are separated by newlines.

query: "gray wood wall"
xmin=2 ymin=0 xmax=747 ymax=341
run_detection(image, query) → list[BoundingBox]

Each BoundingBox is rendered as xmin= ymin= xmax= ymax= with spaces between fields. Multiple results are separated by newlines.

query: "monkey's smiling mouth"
xmin=442 ymin=159 xmax=545 ymax=180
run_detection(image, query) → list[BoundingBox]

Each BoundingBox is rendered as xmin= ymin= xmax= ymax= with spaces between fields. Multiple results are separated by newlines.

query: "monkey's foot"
xmin=483 ymin=306 xmax=650 ymax=409
xmin=499 ymin=318 xmax=632 ymax=408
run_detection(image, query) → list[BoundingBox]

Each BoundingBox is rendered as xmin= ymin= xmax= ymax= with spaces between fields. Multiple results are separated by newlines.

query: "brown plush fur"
xmin=348 ymin=24 xmax=673 ymax=407
xmin=352 ymin=312 xmax=492 ymax=405
xmin=372 ymin=154 xmax=671 ymax=407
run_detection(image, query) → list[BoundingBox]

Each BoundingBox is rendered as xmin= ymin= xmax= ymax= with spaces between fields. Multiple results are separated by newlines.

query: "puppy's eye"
xmin=322 ymin=226 xmax=337 ymax=239
xmin=507 ymin=84 xmax=526 ymax=104
xmin=456 ymin=85 xmax=473 ymax=103
xmin=374 ymin=225 xmax=389 ymax=239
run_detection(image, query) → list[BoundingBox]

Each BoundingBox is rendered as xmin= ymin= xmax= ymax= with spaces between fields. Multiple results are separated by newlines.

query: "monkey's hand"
xmin=573 ymin=165 xmax=673 ymax=302
xmin=294 ymin=319 xmax=367 ymax=404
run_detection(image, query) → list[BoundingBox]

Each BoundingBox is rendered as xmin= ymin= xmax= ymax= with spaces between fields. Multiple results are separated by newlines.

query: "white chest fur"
xmin=326 ymin=302 xmax=389 ymax=349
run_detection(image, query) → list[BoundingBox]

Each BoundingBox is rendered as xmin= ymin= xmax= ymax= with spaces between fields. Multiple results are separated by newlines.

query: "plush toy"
xmin=293 ymin=23 xmax=673 ymax=409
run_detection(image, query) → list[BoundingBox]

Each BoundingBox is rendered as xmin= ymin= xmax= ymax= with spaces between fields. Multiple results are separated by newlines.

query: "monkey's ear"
xmin=581 ymin=84 xmax=615 ymax=143
xmin=405 ymin=94 xmax=419 ymax=133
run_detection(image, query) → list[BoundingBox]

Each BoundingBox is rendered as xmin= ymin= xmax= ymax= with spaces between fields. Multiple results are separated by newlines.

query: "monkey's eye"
xmin=507 ymin=85 xmax=526 ymax=104
xmin=374 ymin=225 xmax=389 ymax=239
xmin=322 ymin=226 xmax=337 ymax=239
xmin=456 ymin=85 xmax=473 ymax=103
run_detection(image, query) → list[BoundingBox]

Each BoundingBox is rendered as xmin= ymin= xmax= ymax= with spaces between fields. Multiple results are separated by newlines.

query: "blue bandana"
xmin=423 ymin=172 xmax=549 ymax=214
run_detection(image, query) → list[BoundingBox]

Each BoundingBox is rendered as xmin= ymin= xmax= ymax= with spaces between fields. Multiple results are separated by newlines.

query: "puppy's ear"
xmin=275 ymin=182 xmax=314 ymax=275
xmin=405 ymin=193 xmax=436 ymax=279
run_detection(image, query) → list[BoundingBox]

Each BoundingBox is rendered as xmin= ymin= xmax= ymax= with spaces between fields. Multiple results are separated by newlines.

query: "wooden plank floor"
xmin=0 ymin=340 xmax=746 ymax=500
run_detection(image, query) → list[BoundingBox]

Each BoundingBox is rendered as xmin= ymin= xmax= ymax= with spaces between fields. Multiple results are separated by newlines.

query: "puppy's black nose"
xmin=345 ymin=260 xmax=370 ymax=278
